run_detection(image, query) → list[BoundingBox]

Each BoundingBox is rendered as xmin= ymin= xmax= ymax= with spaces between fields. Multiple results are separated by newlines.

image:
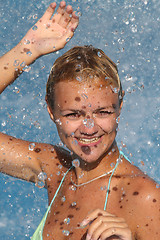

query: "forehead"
xmin=54 ymin=80 xmax=119 ymax=109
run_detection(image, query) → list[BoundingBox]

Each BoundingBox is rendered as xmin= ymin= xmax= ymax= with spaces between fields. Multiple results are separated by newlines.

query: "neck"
xmin=72 ymin=143 xmax=120 ymax=186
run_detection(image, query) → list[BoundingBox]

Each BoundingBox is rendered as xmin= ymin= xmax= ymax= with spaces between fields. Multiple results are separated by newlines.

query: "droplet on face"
xmin=64 ymin=217 xmax=70 ymax=225
xmin=76 ymin=76 xmax=82 ymax=82
xmin=62 ymin=230 xmax=70 ymax=236
xmin=72 ymin=159 xmax=80 ymax=168
xmin=29 ymin=143 xmax=35 ymax=151
xmin=81 ymin=93 xmax=88 ymax=99
xmin=55 ymin=119 xmax=62 ymax=125
xmin=83 ymin=119 xmax=94 ymax=129
xmin=71 ymin=201 xmax=77 ymax=207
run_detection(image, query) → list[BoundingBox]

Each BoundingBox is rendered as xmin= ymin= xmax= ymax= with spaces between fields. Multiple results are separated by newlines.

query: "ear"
xmin=47 ymin=105 xmax=55 ymax=122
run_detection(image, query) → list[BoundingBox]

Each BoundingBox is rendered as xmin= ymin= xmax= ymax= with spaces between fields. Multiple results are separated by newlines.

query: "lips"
xmin=75 ymin=136 xmax=103 ymax=146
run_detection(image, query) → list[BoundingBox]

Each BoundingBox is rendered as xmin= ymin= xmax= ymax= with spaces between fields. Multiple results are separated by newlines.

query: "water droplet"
xmin=110 ymin=162 xmax=115 ymax=168
xmin=38 ymin=172 xmax=47 ymax=181
xmin=81 ymin=94 xmax=88 ymax=99
xmin=66 ymin=37 xmax=71 ymax=42
xmin=124 ymin=18 xmax=129 ymax=25
xmin=72 ymin=159 xmax=80 ymax=168
xmin=69 ymin=185 xmax=77 ymax=191
xmin=58 ymin=164 xmax=62 ymax=169
xmin=76 ymin=76 xmax=82 ymax=82
xmin=131 ymin=24 xmax=137 ymax=33
xmin=24 ymin=39 xmax=30 ymax=45
xmin=61 ymin=196 xmax=66 ymax=202
xmin=2 ymin=121 xmax=6 ymax=127
xmin=23 ymin=65 xmax=31 ymax=72
xmin=97 ymin=51 xmax=102 ymax=57
xmin=83 ymin=119 xmax=94 ymax=129
xmin=26 ymin=51 xmax=32 ymax=56
xmin=156 ymin=184 xmax=160 ymax=189
xmin=55 ymin=119 xmax=62 ymax=125
xmin=125 ymin=74 xmax=133 ymax=81
xmin=64 ymin=218 xmax=70 ymax=225
xmin=71 ymin=201 xmax=77 ymax=206
xmin=62 ymin=230 xmax=70 ymax=236
xmin=100 ymin=185 xmax=107 ymax=190
xmin=56 ymin=171 xmax=61 ymax=176
xmin=32 ymin=25 xmax=38 ymax=31
xmin=14 ymin=60 xmax=20 ymax=67
xmin=36 ymin=172 xmax=47 ymax=188
xmin=33 ymin=14 xmax=38 ymax=19
xmin=29 ymin=143 xmax=35 ymax=151
xmin=20 ymin=61 xmax=26 ymax=67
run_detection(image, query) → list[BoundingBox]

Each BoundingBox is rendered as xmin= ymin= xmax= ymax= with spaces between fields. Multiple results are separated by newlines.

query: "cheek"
xmin=59 ymin=119 xmax=81 ymax=136
xmin=97 ymin=117 xmax=118 ymax=133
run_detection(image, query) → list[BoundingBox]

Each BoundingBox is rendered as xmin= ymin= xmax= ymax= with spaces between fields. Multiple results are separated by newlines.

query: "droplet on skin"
xmin=61 ymin=196 xmax=66 ymax=202
xmin=36 ymin=172 xmax=47 ymax=188
xmin=76 ymin=76 xmax=82 ymax=82
xmin=62 ymin=230 xmax=70 ymax=236
xmin=13 ymin=60 xmax=20 ymax=67
xmin=32 ymin=25 xmax=38 ymax=31
xmin=64 ymin=218 xmax=70 ymax=225
xmin=72 ymin=159 xmax=80 ymax=168
xmin=29 ymin=143 xmax=35 ymax=151
xmin=38 ymin=172 xmax=47 ymax=181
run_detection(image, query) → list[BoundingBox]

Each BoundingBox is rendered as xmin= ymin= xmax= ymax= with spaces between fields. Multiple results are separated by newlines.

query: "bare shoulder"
xmin=118 ymin=160 xmax=160 ymax=239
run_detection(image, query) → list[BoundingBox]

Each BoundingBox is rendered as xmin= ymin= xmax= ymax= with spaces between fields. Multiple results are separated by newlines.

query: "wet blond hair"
xmin=46 ymin=45 xmax=122 ymax=111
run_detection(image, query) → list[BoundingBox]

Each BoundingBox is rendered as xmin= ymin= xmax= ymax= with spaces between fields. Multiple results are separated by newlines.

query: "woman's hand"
xmin=81 ymin=209 xmax=132 ymax=240
xmin=22 ymin=1 xmax=79 ymax=57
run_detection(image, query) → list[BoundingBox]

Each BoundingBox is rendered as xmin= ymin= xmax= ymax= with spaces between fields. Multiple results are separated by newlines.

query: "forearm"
xmin=0 ymin=40 xmax=39 ymax=94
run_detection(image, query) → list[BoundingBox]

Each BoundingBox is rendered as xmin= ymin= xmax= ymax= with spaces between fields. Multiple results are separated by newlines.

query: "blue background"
xmin=0 ymin=0 xmax=160 ymax=239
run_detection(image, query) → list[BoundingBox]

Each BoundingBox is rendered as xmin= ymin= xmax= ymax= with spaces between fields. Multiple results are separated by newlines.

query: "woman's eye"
xmin=65 ymin=113 xmax=81 ymax=119
xmin=97 ymin=111 xmax=113 ymax=116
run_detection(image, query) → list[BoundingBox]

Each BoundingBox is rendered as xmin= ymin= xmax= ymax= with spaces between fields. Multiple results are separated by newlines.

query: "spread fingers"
xmin=40 ymin=2 xmax=57 ymax=21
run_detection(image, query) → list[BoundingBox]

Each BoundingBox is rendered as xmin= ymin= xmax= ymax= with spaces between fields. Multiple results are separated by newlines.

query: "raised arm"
xmin=0 ymin=1 xmax=79 ymax=93
xmin=0 ymin=1 xmax=79 ymax=182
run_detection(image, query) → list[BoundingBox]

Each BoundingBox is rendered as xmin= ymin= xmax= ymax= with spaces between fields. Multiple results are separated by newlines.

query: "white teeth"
xmin=78 ymin=137 xmax=100 ymax=144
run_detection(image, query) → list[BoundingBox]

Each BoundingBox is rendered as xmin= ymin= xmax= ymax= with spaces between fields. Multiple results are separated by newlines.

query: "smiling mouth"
xmin=75 ymin=136 xmax=102 ymax=146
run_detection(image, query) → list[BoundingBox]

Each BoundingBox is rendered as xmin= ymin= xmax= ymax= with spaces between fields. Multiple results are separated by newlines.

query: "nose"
xmin=79 ymin=114 xmax=99 ymax=136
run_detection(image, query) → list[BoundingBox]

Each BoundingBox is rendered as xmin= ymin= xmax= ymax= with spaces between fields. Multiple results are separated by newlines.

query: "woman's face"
xmin=48 ymin=79 xmax=122 ymax=163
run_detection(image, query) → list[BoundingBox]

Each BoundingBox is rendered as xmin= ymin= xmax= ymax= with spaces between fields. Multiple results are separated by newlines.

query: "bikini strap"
xmin=41 ymin=166 xmax=73 ymax=233
xmin=104 ymin=151 xmax=131 ymax=211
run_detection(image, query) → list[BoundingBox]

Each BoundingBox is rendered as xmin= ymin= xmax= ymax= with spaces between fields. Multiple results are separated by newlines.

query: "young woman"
xmin=0 ymin=1 xmax=159 ymax=240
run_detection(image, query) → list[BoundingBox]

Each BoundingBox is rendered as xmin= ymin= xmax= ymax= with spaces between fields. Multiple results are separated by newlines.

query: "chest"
xmin=43 ymin=175 xmax=126 ymax=240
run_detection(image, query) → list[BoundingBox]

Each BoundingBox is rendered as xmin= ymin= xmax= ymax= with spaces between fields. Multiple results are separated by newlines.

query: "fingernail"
xmin=81 ymin=218 xmax=90 ymax=227
xmin=86 ymin=233 xmax=91 ymax=240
